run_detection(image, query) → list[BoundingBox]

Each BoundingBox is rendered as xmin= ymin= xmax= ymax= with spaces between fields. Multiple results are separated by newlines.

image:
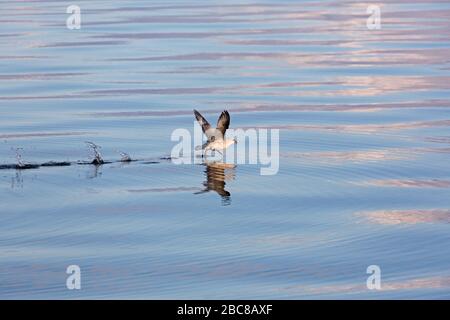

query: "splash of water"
xmin=13 ymin=147 xmax=24 ymax=167
xmin=116 ymin=150 xmax=132 ymax=162
xmin=85 ymin=141 xmax=104 ymax=165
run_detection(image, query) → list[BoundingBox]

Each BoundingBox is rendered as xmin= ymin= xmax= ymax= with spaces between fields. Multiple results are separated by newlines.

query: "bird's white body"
xmin=193 ymin=109 xmax=236 ymax=158
xmin=204 ymin=138 xmax=236 ymax=154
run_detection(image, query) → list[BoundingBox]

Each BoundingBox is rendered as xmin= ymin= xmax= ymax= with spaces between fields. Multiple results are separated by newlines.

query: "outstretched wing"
xmin=216 ymin=110 xmax=230 ymax=136
xmin=194 ymin=109 xmax=211 ymax=136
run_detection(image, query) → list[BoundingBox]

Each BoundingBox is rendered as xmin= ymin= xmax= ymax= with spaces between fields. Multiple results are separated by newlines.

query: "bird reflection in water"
xmin=195 ymin=161 xmax=236 ymax=205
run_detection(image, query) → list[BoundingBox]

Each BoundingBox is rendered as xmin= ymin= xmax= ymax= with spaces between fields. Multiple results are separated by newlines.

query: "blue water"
xmin=1 ymin=0 xmax=450 ymax=299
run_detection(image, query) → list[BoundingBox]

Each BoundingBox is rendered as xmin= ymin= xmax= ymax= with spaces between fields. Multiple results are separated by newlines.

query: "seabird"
xmin=193 ymin=109 xmax=236 ymax=157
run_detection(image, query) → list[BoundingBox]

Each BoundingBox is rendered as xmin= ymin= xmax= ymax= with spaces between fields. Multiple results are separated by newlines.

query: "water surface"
xmin=1 ymin=0 xmax=450 ymax=299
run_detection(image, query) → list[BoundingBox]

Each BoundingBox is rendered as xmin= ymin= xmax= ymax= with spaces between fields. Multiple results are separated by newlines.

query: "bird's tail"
xmin=195 ymin=142 xmax=209 ymax=151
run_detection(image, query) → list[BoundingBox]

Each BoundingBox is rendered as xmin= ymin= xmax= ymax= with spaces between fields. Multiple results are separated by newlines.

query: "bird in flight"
xmin=194 ymin=109 xmax=236 ymax=157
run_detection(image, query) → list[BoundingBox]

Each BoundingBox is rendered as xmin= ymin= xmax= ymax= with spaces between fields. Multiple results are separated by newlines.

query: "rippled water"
xmin=1 ymin=0 xmax=450 ymax=299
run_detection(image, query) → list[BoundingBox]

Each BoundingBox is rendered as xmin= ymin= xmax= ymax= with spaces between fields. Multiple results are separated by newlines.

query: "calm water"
xmin=1 ymin=0 xmax=450 ymax=299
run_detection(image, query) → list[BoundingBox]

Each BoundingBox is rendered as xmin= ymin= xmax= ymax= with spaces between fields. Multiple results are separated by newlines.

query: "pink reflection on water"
xmin=365 ymin=179 xmax=450 ymax=188
xmin=360 ymin=209 xmax=450 ymax=225
xmin=252 ymin=120 xmax=450 ymax=134
xmin=283 ymin=149 xmax=412 ymax=163
xmin=0 ymin=132 xmax=93 ymax=139
xmin=281 ymin=276 xmax=450 ymax=295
